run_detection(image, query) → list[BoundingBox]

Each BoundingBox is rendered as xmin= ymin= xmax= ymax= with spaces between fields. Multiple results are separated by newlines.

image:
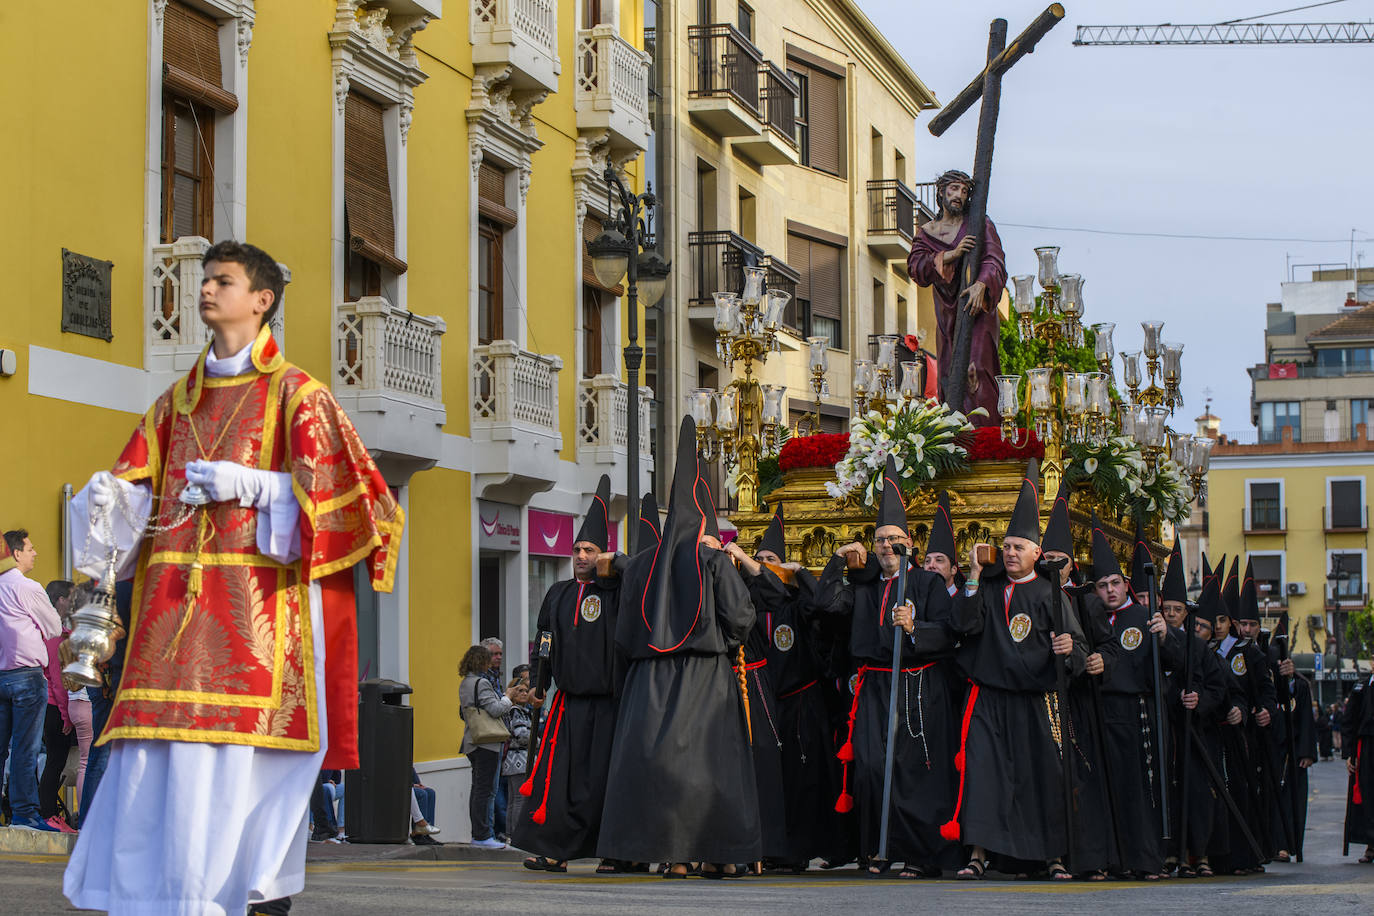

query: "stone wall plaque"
xmin=61 ymin=248 xmax=114 ymax=341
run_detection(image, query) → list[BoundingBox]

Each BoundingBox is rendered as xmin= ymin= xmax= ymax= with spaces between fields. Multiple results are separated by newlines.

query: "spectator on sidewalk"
xmin=74 ymin=579 xmax=129 ymax=829
xmin=310 ymin=770 xmax=345 ymax=843
xmin=460 ymin=644 xmax=516 ymax=849
xmin=502 ymin=677 xmax=533 ymax=837
xmin=481 ymin=637 xmax=508 ymax=839
xmin=411 ymin=766 xmax=437 ymax=836
xmin=37 ymin=580 xmax=76 ymax=831
xmin=0 ymin=529 xmax=64 ymax=831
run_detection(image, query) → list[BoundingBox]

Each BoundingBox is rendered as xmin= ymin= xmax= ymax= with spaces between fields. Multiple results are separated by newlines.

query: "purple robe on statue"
xmin=907 ymin=218 xmax=1007 ymax=423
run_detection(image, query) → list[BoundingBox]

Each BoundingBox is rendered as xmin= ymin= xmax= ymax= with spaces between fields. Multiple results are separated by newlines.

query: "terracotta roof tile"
xmin=1307 ymin=303 xmax=1374 ymax=341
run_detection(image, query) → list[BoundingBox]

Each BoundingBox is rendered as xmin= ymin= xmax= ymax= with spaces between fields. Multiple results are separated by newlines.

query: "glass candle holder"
xmin=1028 ymin=367 xmax=1053 ymax=411
xmin=1188 ymin=437 xmax=1215 ymax=476
xmin=1034 ymin=246 xmax=1061 ymax=289
xmin=1058 ymin=274 xmax=1083 ymax=318
xmin=1143 ymin=406 xmax=1169 ymax=448
xmin=741 ymin=266 xmax=766 ymax=303
xmin=1092 ymin=322 xmax=1115 ymax=363
xmin=806 ymin=336 xmax=829 ymax=372
xmin=1171 ymin=434 xmax=1194 ymax=469
xmin=1161 ymin=341 xmax=1184 ymax=384
xmin=996 ymin=375 xmax=1022 ymax=420
xmin=1120 ymin=405 xmax=1137 ymax=441
xmin=687 ymin=388 xmax=715 ymax=426
xmin=1011 ymin=275 xmax=1037 ymax=315
xmin=716 ymin=386 xmax=740 ymax=431
xmin=1141 ymin=321 xmax=1164 ymax=360
xmin=853 ymin=359 xmax=874 ymax=393
xmin=713 ymin=292 xmax=739 ymax=333
xmin=900 ymin=360 xmax=924 ymax=399
xmin=764 ymin=290 xmax=790 ymax=330
xmin=1085 ymin=372 xmax=1110 ymax=414
xmin=875 ymin=335 xmax=900 ymax=373
xmin=761 ymin=384 xmax=786 ymax=425
xmin=1121 ymin=350 xmax=1142 ymax=389
xmin=1064 ymin=373 xmax=1087 ymax=416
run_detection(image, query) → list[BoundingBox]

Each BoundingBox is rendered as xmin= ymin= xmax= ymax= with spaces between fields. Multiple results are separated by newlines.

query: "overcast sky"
xmin=855 ymin=0 xmax=1374 ymax=438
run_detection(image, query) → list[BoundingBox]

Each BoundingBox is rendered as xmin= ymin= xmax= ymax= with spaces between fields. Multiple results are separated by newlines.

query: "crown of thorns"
xmin=936 ymin=170 xmax=974 ymax=194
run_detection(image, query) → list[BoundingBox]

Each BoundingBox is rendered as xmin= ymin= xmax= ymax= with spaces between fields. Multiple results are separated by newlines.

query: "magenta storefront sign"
xmin=528 ymin=507 xmax=619 ymax=556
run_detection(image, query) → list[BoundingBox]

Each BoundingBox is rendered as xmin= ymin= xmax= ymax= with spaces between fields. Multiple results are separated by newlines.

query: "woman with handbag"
xmin=459 ymin=645 xmax=517 ymax=848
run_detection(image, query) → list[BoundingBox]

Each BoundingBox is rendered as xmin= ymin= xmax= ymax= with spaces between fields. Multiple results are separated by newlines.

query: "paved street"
xmin=4 ymin=759 xmax=1373 ymax=914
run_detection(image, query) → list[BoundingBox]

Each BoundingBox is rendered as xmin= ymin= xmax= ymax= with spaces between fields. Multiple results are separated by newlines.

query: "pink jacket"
xmin=43 ymin=632 xmax=71 ymax=729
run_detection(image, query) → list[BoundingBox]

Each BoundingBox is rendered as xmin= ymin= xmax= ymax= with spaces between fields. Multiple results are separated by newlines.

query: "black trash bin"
xmin=346 ymin=678 xmax=414 ymax=843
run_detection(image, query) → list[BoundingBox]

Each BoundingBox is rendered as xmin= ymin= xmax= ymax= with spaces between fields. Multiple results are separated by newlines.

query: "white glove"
xmin=73 ymin=472 xmax=151 ymax=581
xmin=186 ymin=460 xmax=271 ymax=508
xmin=88 ymin=471 xmax=117 ymax=510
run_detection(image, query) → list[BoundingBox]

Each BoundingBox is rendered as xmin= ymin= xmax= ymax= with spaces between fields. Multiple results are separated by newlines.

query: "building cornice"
xmin=804 ymin=0 xmax=939 ymax=116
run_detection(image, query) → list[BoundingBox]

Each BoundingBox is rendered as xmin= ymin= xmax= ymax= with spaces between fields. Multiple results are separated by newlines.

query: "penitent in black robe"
xmin=1162 ymin=627 xmax=1229 ymax=862
xmin=813 ymin=553 xmax=959 ymax=870
xmin=1214 ymin=637 xmax=1278 ymax=870
xmin=597 ymin=546 xmax=760 ymax=865
xmin=1265 ymin=662 xmax=1318 ymax=855
xmin=1343 ymin=680 xmax=1374 ymax=849
xmin=952 ymin=565 xmax=1086 ymax=865
xmin=1095 ymin=597 xmax=1169 ymax=875
xmin=512 ymin=569 xmax=624 ymax=860
xmin=1062 ymin=584 xmax=1118 ymax=874
xmin=738 ymin=568 xmax=788 ymax=861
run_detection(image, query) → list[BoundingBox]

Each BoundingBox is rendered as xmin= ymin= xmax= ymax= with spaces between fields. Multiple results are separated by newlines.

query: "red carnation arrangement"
xmin=778 ymin=433 xmax=851 ymax=471
xmin=964 ymin=426 xmax=1045 ymax=461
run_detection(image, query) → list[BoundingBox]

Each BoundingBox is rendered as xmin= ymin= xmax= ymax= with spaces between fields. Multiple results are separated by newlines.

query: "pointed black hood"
xmin=875 ymin=454 xmax=908 ymax=534
xmin=1089 ymin=511 xmax=1122 ymax=582
xmin=1042 ymin=480 xmax=1073 ymax=556
xmin=1195 ymin=565 xmax=1221 ymax=627
xmin=637 ymin=491 xmax=661 ymax=548
xmin=1221 ymin=555 xmax=1240 ymax=620
xmin=1201 ymin=552 xmax=1214 ymax=590
xmin=639 ymin=416 xmax=720 ymax=652
xmin=1130 ymin=521 xmax=1153 ymax=597
xmin=1161 ymin=538 xmax=1187 ymax=604
xmin=1236 ymin=556 xmax=1260 ymax=623
xmin=758 ymin=503 xmax=786 ymax=560
xmin=1004 ymin=458 xmax=1042 ymax=543
xmin=575 ymin=474 xmax=612 ymax=551
xmin=926 ymin=491 xmax=957 ymax=561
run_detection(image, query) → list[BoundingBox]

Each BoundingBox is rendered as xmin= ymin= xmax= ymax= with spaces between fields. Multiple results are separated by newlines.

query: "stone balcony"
xmin=471 ymin=0 xmax=560 ymax=92
xmin=577 ymin=375 xmax=653 ymax=488
xmin=730 ymin=62 xmax=799 ymax=166
xmin=865 ymin=179 xmax=920 ymax=262
xmin=333 ymin=296 xmax=447 ymax=477
xmin=575 ymin=25 xmax=651 ymax=154
xmin=148 ymin=236 xmax=288 ymax=373
xmin=686 ymin=23 xmax=763 ymax=138
xmin=471 ymin=340 xmax=563 ymax=502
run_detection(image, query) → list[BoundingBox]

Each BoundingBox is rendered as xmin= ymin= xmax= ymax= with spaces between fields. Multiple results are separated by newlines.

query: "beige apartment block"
xmin=649 ymin=0 xmax=939 ymax=498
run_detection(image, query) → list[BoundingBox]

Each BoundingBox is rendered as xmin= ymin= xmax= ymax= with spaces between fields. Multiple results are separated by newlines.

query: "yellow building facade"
xmin=1 ymin=0 xmax=651 ymax=833
xmin=1208 ymin=437 xmax=1373 ymax=680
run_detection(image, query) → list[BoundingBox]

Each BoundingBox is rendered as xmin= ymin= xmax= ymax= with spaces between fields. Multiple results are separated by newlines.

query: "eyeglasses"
xmin=873 ymin=535 xmax=910 ymax=545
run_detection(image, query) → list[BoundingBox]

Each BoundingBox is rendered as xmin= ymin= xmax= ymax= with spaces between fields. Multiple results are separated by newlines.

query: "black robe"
xmin=513 ymin=570 xmax=623 ymax=860
xmin=1095 ymin=597 xmax=1168 ymax=875
xmin=813 ymin=553 xmax=960 ymax=868
xmin=1265 ymin=662 xmax=1317 ymax=855
xmin=952 ymin=565 xmax=1087 ymax=864
xmin=597 ymin=546 xmax=761 ymax=864
xmin=1213 ymin=636 xmax=1277 ymax=869
xmin=1163 ymin=627 xmax=1229 ymax=861
xmin=749 ymin=566 xmax=841 ymax=865
xmin=1342 ymin=680 xmax=1374 ymax=849
xmin=1063 ymin=585 xmax=1117 ymax=874
xmin=738 ymin=567 xmax=789 ymax=860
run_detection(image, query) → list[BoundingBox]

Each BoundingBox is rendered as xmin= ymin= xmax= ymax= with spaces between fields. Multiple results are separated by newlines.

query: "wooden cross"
xmin=931 ymin=4 xmax=1065 ymax=413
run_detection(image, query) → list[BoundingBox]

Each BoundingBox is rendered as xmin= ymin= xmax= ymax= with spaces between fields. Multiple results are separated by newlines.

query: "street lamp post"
xmin=1326 ymin=557 xmax=1353 ymax=673
xmin=586 ymin=166 xmax=670 ymax=556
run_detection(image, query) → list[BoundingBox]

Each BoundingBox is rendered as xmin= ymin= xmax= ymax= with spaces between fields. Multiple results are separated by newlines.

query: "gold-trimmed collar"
xmin=177 ymin=325 xmax=283 ymax=414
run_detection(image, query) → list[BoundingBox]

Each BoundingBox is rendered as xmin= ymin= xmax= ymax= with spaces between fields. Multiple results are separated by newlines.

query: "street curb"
xmin=306 ymin=842 xmax=525 ymax=864
xmin=0 ymin=825 xmax=77 ymax=856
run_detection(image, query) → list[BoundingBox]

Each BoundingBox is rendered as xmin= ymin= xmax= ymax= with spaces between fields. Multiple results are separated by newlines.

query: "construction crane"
xmin=1074 ymin=20 xmax=1374 ymax=44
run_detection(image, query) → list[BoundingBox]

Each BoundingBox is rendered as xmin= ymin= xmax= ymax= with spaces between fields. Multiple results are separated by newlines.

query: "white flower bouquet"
xmin=825 ymin=399 xmax=983 ymax=505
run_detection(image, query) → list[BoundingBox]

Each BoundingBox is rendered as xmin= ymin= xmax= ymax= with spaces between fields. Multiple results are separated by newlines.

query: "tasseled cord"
xmin=940 ymin=681 xmax=981 ymax=842
xmin=165 ymin=515 xmax=212 ymax=659
xmin=736 ymin=646 xmax=753 ymax=744
xmin=833 ymin=668 xmax=867 ymax=814
xmin=520 ymin=693 xmax=566 ymax=825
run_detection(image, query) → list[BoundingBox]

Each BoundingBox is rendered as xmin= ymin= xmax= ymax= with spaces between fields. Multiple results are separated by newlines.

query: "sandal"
xmin=596 ymin=859 xmax=619 ymax=874
xmin=1175 ymin=865 xmax=1196 ymax=879
xmin=867 ymin=859 xmax=892 ymax=876
xmin=523 ymin=856 xmax=567 ymax=873
xmin=1195 ymin=862 xmax=1214 ymax=878
xmin=1361 ymin=847 xmax=1374 ymax=865
xmin=1082 ymin=869 xmax=1108 ymax=881
xmin=662 ymin=863 xmax=689 ymax=879
xmin=956 ymin=857 xmax=987 ymax=880
xmin=1048 ymin=861 xmax=1072 ymax=881
xmin=1134 ymin=871 xmax=1163 ymax=881
xmin=898 ymin=865 xmax=940 ymax=879
xmin=1273 ymin=851 xmax=1291 ymax=863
